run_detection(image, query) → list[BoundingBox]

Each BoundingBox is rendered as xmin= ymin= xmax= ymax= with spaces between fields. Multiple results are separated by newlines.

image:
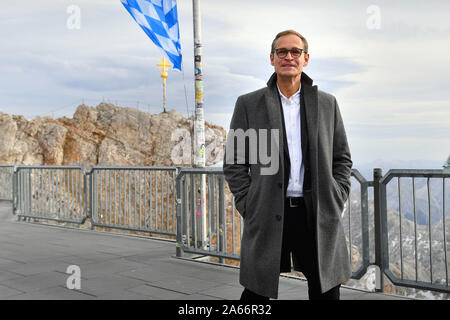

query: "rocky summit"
xmin=0 ymin=103 xmax=226 ymax=168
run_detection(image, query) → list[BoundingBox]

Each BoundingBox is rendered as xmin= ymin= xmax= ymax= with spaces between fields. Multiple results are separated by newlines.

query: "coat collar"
xmin=265 ymin=72 xmax=317 ymax=135
xmin=266 ymin=71 xmax=314 ymax=88
xmin=264 ymin=71 xmax=319 ymax=175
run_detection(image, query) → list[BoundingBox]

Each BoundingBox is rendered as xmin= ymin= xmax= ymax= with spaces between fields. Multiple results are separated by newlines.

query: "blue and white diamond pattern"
xmin=121 ymin=0 xmax=182 ymax=70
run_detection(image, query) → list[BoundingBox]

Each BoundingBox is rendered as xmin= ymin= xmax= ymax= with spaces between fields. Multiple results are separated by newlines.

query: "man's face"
xmin=270 ymin=34 xmax=309 ymax=79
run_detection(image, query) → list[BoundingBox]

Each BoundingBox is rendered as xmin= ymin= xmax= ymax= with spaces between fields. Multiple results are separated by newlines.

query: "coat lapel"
xmin=266 ymin=73 xmax=289 ymax=160
xmin=266 ymin=72 xmax=318 ymax=168
xmin=301 ymin=73 xmax=318 ymax=162
xmin=300 ymin=72 xmax=319 ymax=219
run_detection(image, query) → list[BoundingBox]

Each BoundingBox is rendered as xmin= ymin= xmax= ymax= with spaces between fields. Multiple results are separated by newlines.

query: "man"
xmin=223 ymin=30 xmax=353 ymax=300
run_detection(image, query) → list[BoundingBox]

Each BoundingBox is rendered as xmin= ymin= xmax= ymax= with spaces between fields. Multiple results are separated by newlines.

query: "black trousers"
xmin=241 ymin=197 xmax=340 ymax=300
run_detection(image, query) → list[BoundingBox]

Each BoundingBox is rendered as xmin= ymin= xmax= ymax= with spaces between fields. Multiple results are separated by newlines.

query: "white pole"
xmin=193 ymin=0 xmax=207 ymax=250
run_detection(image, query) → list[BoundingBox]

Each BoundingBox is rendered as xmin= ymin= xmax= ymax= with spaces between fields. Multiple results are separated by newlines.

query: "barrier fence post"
xmin=89 ymin=170 xmax=95 ymax=230
xmin=12 ymin=166 xmax=17 ymax=215
xmin=373 ymin=168 xmax=384 ymax=292
xmin=175 ymin=168 xmax=183 ymax=257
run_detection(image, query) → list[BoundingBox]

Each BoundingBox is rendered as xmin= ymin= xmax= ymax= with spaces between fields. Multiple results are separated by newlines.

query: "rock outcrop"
xmin=0 ymin=103 xmax=226 ymax=168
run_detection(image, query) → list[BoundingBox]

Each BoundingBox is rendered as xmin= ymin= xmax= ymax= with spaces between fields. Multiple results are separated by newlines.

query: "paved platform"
xmin=0 ymin=201 xmax=411 ymax=300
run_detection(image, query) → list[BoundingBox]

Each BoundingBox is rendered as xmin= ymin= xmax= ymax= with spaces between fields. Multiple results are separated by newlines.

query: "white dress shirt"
xmin=277 ymin=84 xmax=305 ymax=197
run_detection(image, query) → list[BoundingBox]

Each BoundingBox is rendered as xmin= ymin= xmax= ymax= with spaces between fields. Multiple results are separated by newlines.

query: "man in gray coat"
xmin=223 ymin=30 xmax=353 ymax=300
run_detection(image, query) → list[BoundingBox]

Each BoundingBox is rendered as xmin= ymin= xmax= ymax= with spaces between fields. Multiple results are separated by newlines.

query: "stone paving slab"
xmin=0 ymin=201 xmax=412 ymax=300
xmin=0 ymin=270 xmax=25 ymax=282
xmin=0 ymin=284 xmax=24 ymax=298
xmin=128 ymin=283 xmax=191 ymax=299
xmin=3 ymin=285 xmax=95 ymax=300
xmin=198 ymin=284 xmax=247 ymax=300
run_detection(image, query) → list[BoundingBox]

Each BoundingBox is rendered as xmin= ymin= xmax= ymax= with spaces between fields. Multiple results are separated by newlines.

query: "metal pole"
xmin=163 ymin=77 xmax=167 ymax=113
xmin=193 ymin=0 xmax=207 ymax=249
xmin=373 ymin=168 xmax=384 ymax=292
xmin=157 ymin=57 xmax=171 ymax=113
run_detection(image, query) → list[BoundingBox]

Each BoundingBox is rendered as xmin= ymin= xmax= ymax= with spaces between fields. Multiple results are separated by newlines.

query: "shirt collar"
xmin=276 ymin=83 xmax=301 ymax=102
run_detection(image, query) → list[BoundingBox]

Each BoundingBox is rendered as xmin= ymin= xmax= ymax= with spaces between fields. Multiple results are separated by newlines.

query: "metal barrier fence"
xmin=376 ymin=169 xmax=450 ymax=293
xmin=0 ymin=165 xmax=14 ymax=200
xmin=13 ymin=166 xmax=88 ymax=224
xmin=175 ymin=167 xmax=243 ymax=261
xmin=344 ymin=170 xmax=371 ymax=279
xmin=176 ymin=167 xmax=450 ymax=294
xmin=175 ymin=167 xmax=370 ymax=279
xmin=90 ymin=166 xmax=177 ymax=236
xmin=7 ymin=164 xmax=450 ymax=294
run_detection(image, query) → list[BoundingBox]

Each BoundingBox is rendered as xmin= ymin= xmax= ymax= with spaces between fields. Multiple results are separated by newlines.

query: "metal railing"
xmin=175 ymin=167 xmax=450 ymax=294
xmin=344 ymin=169 xmax=371 ymax=279
xmin=11 ymin=166 xmax=177 ymax=235
xmin=376 ymin=169 xmax=450 ymax=293
xmin=173 ymin=168 xmax=370 ymax=279
xmin=0 ymin=165 xmax=14 ymax=200
xmin=6 ymin=164 xmax=450 ymax=294
xmin=175 ymin=167 xmax=243 ymax=261
xmin=175 ymin=167 xmax=371 ymax=279
xmin=90 ymin=166 xmax=177 ymax=236
xmin=13 ymin=165 xmax=88 ymax=224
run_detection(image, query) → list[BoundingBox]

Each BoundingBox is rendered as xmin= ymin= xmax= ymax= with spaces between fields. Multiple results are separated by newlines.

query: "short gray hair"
xmin=271 ymin=30 xmax=308 ymax=54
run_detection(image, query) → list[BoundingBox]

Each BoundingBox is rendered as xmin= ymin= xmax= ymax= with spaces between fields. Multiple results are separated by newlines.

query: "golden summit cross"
xmin=157 ymin=57 xmax=172 ymax=75
xmin=157 ymin=57 xmax=172 ymax=113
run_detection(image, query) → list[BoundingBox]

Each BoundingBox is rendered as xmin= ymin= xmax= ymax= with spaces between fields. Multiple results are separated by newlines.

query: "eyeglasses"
xmin=274 ymin=48 xmax=306 ymax=58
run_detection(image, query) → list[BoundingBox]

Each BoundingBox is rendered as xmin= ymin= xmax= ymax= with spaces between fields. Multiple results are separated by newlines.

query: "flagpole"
xmin=193 ymin=0 xmax=207 ymax=250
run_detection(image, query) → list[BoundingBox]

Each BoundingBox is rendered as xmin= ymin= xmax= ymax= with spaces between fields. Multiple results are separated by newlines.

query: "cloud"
xmin=1 ymin=1 xmax=449 ymax=165
xmin=349 ymin=136 xmax=449 ymax=165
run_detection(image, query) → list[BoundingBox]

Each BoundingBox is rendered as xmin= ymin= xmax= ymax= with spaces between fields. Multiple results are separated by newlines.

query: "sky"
xmin=1 ymin=0 xmax=449 ymax=168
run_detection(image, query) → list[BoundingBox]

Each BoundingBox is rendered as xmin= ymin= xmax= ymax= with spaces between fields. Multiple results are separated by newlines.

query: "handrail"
xmin=377 ymin=168 xmax=450 ymax=293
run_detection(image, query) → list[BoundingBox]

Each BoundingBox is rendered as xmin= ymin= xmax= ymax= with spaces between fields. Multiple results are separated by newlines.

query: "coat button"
xmin=276 ymin=215 xmax=282 ymax=221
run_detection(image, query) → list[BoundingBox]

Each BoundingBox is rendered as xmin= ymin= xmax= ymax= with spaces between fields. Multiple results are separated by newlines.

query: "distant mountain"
xmin=349 ymin=158 xmax=448 ymax=226
xmin=343 ymin=189 xmax=450 ymax=299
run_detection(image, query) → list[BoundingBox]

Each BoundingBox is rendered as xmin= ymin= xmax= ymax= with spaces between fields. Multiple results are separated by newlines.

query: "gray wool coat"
xmin=223 ymin=72 xmax=353 ymax=299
